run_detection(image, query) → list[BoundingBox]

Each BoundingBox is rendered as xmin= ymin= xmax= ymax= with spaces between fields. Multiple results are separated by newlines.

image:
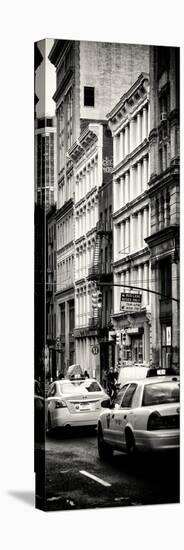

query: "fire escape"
xmin=88 ymin=219 xmax=113 ymax=332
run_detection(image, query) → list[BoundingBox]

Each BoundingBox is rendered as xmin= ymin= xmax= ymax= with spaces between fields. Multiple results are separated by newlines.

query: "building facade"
xmin=34 ymin=116 xmax=57 ymax=209
xmin=49 ymin=39 xmax=149 ymax=376
xmin=46 ymin=205 xmax=57 ymax=380
xmin=108 ymin=73 xmax=151 ymax=367
xmin=145 ymin=46 xmax=180 ymax=372
xmin=68 ymin=123 xmax=112 ymax=380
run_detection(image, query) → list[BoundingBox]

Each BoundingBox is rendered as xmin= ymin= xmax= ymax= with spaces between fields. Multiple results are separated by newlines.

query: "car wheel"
xmin=98 ymin=424 xmax=113 ymax=461
xmin=125 ymin=429 xmax=136 ymax=457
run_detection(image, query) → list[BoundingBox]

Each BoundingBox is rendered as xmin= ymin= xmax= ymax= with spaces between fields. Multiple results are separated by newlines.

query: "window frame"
xmin=84 ymin=86 xmax=95 ymax=107
xmin=120 ymin=383 xmax=138 ymax=408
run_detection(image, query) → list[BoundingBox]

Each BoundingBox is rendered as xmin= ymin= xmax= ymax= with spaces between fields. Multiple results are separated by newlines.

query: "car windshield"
xmin=59 ymin=382 xmax=87 ymax=394
xmin=82 ymin=380 xmax=101 ymax=392
xmin=142 ymin=381 xmax=180 ymax=407
xmin=59 ymin=380 xmax=102 ymax=394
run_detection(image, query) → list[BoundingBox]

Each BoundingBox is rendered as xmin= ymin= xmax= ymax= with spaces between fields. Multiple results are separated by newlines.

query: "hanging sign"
xmin=120 ymin=290 xmax=142 ymax=312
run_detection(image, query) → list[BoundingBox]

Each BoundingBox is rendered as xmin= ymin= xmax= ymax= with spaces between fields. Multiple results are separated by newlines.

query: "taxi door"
xmin=109 ymin=383 xmax=138 ymax=449
xmin=104 ymin=384 xmax=130 ymax=445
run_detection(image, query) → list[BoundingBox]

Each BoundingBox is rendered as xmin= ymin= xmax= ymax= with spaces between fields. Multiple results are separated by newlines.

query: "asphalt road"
xmin=35 ymin=429 xmax=180 ymax=512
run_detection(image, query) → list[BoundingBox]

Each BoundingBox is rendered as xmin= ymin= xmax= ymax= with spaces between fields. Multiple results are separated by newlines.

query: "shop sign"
xmin=166 ymin=326 xmax=171 ymax=346
xmin=127 ymin=327 xmax=139 ymax=335
xmin=120 ymin=290 xmax=142 ymax=312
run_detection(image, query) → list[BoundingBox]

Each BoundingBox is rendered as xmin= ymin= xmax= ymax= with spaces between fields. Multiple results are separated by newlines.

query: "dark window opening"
xmin=84 ymin=86 xmax=95 ymax=107
xmin=160 ymin=259 xmax=172 ymax=298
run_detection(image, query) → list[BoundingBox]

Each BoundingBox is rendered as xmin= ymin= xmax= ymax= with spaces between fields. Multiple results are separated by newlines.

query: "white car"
xmin=47 ymin=378 xmax=108 ymax=432
xmin=97 ymin=376 xmax=180 ymax=459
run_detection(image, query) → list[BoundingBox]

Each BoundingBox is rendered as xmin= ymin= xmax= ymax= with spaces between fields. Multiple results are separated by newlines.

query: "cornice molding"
xmin=147 ymin=164 xmax=180 ymax=195
xmin=112 ymin=139 xmax=149 ymax=175
xmin=112 ymin=189 xmax=149 ymax=220
xmin=145 ymin=224 xmax=179 ymax=249
xmin=107 ymin=72 xmax=149 ymax=122
xmin=57 ymin=240 xmax=74 ymax=255
xmin=56 ymin=198 xmax=74 ymax=220
xmin=113 ymin=246 xmax=149 ymax=269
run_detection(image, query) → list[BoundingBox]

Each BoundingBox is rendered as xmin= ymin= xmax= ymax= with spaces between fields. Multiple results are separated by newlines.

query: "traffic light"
xmin=97 ymin=290 xmax=103 ymax=308
xmin=122 ymin=329 xmax=127 ymax=344
xmin=116 ymin=331 xmax=121 ymax=346
xmin=92 ymin=291 xmax=98 ymax=309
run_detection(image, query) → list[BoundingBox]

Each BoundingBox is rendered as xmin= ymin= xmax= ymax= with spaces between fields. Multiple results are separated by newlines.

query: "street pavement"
xmin=35 ymin=429 xmax=180 ymax=512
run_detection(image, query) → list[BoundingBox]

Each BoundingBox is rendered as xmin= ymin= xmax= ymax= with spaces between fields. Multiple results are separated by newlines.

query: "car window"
xmin=82 ymin=380 xmax=101 ymax=392
xmin=47 ymin=384 xmax=56 ymax=397
xmin=59 ymin=382 xmax=88 ymax=394
xmin=142 ymin=381 xmax=180 ymax=407
xmin=120 ymin=383 xmax=137 ymax=408
xmin=114 ymin=384 xmax=130 ymax=405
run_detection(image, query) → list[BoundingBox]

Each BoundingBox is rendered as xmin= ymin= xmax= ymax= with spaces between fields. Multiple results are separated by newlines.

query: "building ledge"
xmin=113 ymin=189 xmax=148 ymax=219
xmin=53 ymin=67 xmax=74 ymax=103
xmin=57 ymin=240 xmax=74 ymax=254
xmin=55 ymin=285 xmax=74 ymax=298
xmin=112 ymin=306 xmax=150 ymax=319
xmin=148 ymin=162 xmax=180 ymax=193
xmin=145 ymin=224 xmax=179 ymax=249
xmin=113 ymin=246 xmax=149 ymax=268
xmin=56 ymin=198 xmax=74 ymax=219
xmin=112 ymin=139 xmax=149 ymax=175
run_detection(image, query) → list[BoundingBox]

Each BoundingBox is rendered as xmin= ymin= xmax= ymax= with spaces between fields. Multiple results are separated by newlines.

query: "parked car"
xmin=46 ymin=378 xmax=108 ymax=432
xmin=97 ymin=375 xmax=180 ymax=460
xmin=34 ymin=380 xmax=45 ymax=441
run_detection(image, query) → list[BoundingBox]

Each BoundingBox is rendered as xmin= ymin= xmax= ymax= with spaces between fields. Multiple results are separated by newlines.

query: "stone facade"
xmin=145 ymin=46 xmax=180 ymax=372
xmin=69 ymin=123 xmax=112 ymax=380
xmin=49 ymin=40 xmax=149 ymax=376
xmin=108 ymin=73 xmax=151 ymax=366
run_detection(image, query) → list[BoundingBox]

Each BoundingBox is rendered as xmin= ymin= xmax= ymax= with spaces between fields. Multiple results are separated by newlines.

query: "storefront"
xmin=113 ymin=314 xmax=151 ymax=367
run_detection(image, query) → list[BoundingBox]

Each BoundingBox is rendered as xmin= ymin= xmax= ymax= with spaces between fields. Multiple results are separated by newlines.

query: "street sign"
xmin=120 ymin=290 xmax=142 ymax=312
xmin=92 ymin=345 xmax=99 ymax=355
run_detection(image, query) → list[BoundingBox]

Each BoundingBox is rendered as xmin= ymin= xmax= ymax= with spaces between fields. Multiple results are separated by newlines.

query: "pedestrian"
xmin=84 ymin=370 xmax=89 ymax=378
xmin=107 ymin=367 xmax=116 ymax=398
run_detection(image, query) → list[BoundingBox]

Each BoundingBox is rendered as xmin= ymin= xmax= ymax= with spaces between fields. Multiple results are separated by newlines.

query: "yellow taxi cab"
xmin=97 ymin=372 xmax=180 ymax=460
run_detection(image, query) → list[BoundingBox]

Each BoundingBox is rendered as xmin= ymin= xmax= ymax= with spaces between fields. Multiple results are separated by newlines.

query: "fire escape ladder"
xmin=92 ymin=233 xmax=102 ymax=273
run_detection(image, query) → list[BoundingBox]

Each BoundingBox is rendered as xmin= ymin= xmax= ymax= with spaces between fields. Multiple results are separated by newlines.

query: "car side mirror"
xmin=101 ymin=398 xmax=111 ymax=408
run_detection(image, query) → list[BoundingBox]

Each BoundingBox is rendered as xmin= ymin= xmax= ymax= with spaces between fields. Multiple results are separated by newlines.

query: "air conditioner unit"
xmin=160 ymin=112 xmax=167 ymax=122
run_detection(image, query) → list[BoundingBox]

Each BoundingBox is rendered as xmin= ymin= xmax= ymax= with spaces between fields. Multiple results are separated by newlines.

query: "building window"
xmin=60 ymin=303 xmax=65 ymax=336
xmin=166 ymin=192 xmax=170 ymax=225
xmin=84 ymin=86 xmax=95 ymax=107
xmin=66 ymin=88 xmax=73 ymax=150
xmin=69 ymin=299 xmax=74 ymax=333
xmin=58 ymin=104 xmax=64 ymax=172
xmin=160 ymin=259 xmax=172 ymax=299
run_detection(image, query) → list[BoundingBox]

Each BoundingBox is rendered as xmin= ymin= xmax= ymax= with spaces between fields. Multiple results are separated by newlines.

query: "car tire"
xmin=125 ymin=429 xmax=136 ymax=457
xmin=98 ymin=424 xmax=113 ymax=462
